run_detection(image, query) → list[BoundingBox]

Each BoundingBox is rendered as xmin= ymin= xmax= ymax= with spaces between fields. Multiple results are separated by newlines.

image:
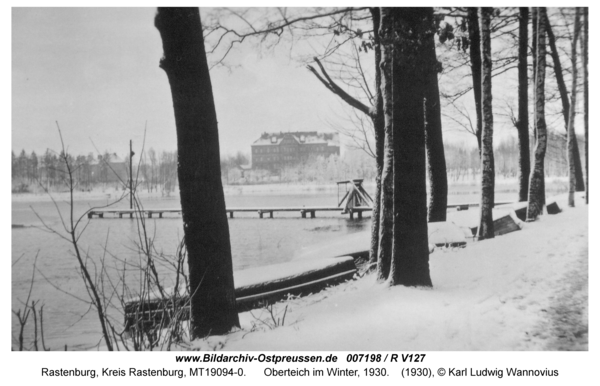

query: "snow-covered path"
xmin=201 ymin=195 xmax=588 ymax=351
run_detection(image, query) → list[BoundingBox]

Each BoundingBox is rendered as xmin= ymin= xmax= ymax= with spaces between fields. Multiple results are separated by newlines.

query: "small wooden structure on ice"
xmin=337 ymin=179 xmax=374 ymax=219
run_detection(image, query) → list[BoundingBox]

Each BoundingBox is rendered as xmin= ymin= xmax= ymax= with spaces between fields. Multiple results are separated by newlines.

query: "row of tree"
xmin=149 ymin=7 xmax=589 ymax=340
xmin=13 ymin=132 xmax=582 ymax=192
xmin=445 ymin=134 xmax=585 ymax=182
xmin=11 ymin=149 xmax=122 ymax=191
xmin=11 ymin=148 xmax=179 ymax=195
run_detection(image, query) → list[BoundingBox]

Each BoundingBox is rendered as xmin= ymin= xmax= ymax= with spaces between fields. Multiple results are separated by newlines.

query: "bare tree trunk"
xmin=567 ymin=8 xmax=581 ymax=207
xmin=376 ymin=9 xmax=394 ymax=281
xmin=477 ymin=7 xmax=495 ymax=240
xmin=531 ymin=7 xmax=537 ymax=105
xmin=581 ymin=7 xmax=589 ymax=204
xmin=468 ymin=7 xmax=483 ymax=154
xmin=369 ymin=7 xmax=385 ymax=265
xmin=155 ymin=7 xmax=239 ymax=338
xmin=424 ymin=31 xmax=448 ymax=223
xmin=530 ymin=9 xmax=544 ymax=200
xmin=527 ymin=7 xmax=548 ymax=221
xmin=545 ymin=12 xmax=585 ymax=192
xmin=306 ymin=8 xmax=446 ymax=260
xmin=516 ymin=7 xmax=530 ymax=202
xmin=385 ymin=7 xmax=432 ymax=287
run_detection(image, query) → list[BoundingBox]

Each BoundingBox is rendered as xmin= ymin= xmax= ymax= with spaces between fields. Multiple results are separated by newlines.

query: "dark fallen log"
xmin=124 ymin=256 xmax=356 ymax=331
xmin=124 ymin=219 xmax=471 ymax=330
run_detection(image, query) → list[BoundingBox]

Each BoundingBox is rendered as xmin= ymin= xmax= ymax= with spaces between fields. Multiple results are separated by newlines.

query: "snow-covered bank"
xmin=200 ymin=193 xmax=587 ymax=351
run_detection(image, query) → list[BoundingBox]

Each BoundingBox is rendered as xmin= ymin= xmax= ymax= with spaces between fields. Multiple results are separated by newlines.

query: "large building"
xmin=251 ymin=131 xmax=340 ymax=170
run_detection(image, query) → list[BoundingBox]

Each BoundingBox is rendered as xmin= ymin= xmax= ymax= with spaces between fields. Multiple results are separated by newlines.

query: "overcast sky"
xmin=12 ymin=7 xmax=354 ymax=159
xmin=11 ymin=6 xmax=589 ymax=161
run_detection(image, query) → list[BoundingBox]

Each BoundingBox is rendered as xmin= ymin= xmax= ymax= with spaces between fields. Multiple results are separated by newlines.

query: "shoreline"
xmin=11 ymin=177 xmax=569 ymax=204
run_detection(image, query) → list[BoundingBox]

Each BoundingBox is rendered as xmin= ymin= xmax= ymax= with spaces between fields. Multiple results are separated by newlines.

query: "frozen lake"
xmin=12 ymin=192 xmax=370 ymax=350
xmin=11 ymin=182 xmax=566 ymax=350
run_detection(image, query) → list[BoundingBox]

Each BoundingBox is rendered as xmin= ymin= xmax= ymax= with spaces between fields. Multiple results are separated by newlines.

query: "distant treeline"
xmin=445 ymin=132 xmax=585 ymax=182
xmin=11 ymin=148 xmax=178 ymax=195
xmin=12 ymin=131 xmax=581 ymax=193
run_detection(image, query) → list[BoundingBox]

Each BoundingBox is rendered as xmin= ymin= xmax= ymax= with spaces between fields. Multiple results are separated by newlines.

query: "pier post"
xmin=258 ymin=210 xmax=263 ymax=219
xmin=119 ymin=213 xmax=123 ymax=218
xmin=301 ymin=210 xmax=306 ymax=218
xmin=269 ymin=211 xmax=273 ymax=218
xmin=129 ymin=140 xmax=134 ymax=210
xmin=99 ymin=213 xmax=104 ymax=219
xmin=358 ymin=211 xmax=362 ymax=219
xmin=310 ymin=211 xmax=315 ymax=218
xmin=159 ymin=212 xmax=163 ymax=218
xmin=148 ymin=212 xmax=153 ymax=218
xmin=229 ymin=211 xmax=233 ymax=219
xmin=349 ymin=210 xmax=354 ymax=220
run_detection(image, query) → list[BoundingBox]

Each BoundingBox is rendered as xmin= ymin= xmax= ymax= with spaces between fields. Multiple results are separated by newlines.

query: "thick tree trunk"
xmin=384 ymin=7 xmax=432 ymax=287
xmin=545 ymin=13 xmax=585 ymax=192
xmin=516 ymin=7 xmax=530 ymax=202
xmin=369 ymin=7 xmax=385 ymax=265
xmin=468 ymin=7 xmax=483 ymax=154
xmin=424 ymin=31 xmax=448 ymax=223
xmin=155 ymin=7 xmax=239 ymax=338
xmin=581 ymin=8 xmax=589 ymax=204
xmin=531 ymin=8 xmax=537 ymax=104
xmin=376 ymin=9 xmax=394 ymax=281
xmin=530 ymin=9 xmax=544 ymax=200
xmin=477 ymin=7 xmax=495 ymax=240
xmin=527 ymin=7 xmax=548 ymax=221
xmin=567 ymin=8 xmax=581 ymax=207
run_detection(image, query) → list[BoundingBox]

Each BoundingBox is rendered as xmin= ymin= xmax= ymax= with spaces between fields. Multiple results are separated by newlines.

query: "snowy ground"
xmin=195 ymin=193 xmax=588 ymax=351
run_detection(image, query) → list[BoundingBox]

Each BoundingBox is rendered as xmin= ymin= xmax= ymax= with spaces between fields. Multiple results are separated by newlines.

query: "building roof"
xmin=252 ymin=131 xmax=340 ymax=147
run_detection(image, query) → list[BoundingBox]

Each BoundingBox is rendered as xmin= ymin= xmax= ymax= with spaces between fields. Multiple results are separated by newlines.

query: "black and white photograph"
xmin=10 ymin=4 xmax=591 ymax=364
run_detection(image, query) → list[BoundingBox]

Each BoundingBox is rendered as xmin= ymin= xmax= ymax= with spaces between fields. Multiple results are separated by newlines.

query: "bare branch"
xmin=306 ymin=57 xmax=372 ymax=116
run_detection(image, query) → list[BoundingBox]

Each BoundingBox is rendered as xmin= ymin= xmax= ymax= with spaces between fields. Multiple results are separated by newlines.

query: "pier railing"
xmin=87 ymin=206 xmax=373 ymax=220
xmin=85 ymin=201 xmax=516 ymax=220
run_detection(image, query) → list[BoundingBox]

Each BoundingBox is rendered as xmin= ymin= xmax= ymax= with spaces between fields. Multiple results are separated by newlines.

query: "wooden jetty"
xmin=86 ymin=187 xmax=515 ymax=221
xmin=87 ymin=202 xmax=509 ymax=220
xmin=90 ymin=179 xmax=376 ymax=220
xmin=87 ymin=206 xmax=373 ymax=220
